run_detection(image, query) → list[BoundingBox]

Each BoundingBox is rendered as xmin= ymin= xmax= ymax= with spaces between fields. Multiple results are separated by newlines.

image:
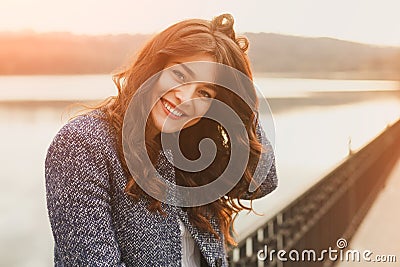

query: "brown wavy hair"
xmin=93 ymin=14 xmax=266 ymax=248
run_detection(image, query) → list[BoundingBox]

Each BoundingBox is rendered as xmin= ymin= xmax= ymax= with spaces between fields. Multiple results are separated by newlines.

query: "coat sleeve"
xmin=44 ymin=124 xmax=126 ymax=267
xmin=239 ymin=119 xmax=278 ymax=200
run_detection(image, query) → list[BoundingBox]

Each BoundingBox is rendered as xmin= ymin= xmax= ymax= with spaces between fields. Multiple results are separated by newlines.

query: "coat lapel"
xmin=176 ymin=207 xmax=226 ymax=266
xmin=156 ymin=149 xmax=227 ymax=266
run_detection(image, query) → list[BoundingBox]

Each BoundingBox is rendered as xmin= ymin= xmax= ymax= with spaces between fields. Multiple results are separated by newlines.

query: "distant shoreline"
xmin=2 ymin=90 xmax=399 ymax=115
xmin=1 ymin=32 xmax=399 ymax=78
xmin=0 ymin=71 xmax=399 ymax=81
xmin=253 ymin=71 xmax=400 ymax=81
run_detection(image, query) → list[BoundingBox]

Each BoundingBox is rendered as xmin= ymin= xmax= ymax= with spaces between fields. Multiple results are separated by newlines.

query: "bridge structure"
xmin=228 ymin=119 xmax=400 ymax=267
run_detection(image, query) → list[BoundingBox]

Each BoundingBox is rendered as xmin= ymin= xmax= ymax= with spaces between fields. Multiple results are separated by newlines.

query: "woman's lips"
xmin=160 ymin=98 xmax=186 ymax=119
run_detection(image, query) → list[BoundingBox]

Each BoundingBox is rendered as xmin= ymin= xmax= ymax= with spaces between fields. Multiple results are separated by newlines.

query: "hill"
xmin=0 ymin=31 xmax=399 ymax=79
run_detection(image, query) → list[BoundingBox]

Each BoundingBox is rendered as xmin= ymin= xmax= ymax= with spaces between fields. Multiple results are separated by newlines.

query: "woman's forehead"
xmin=168 ymin=53 xmax=215 ymax=64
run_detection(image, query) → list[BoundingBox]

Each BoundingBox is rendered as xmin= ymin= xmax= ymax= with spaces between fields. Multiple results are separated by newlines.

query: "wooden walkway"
xmin=335 ymin=158 xmax=400 ymax=266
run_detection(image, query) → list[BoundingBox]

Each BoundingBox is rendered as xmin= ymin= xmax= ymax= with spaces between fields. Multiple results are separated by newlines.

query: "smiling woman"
xmin=44 ymin=13 xmax=278 ymax=267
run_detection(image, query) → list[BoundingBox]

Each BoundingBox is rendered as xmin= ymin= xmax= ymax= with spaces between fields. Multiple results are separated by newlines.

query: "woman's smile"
xmin=160 ymin=97 xmax=186 ymax=119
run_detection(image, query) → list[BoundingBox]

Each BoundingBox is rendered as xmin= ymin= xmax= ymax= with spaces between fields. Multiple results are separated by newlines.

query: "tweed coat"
xmin=45 ymin=110 xmax=278 ymax=267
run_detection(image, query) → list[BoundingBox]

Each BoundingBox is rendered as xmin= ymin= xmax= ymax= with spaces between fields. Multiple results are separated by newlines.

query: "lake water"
xmin=0 ymin=75 xmax=399 ymax=266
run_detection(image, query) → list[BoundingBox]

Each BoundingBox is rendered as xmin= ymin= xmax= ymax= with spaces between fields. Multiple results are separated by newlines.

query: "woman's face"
xmin=150 ymin=54 xmax=217 ymax=133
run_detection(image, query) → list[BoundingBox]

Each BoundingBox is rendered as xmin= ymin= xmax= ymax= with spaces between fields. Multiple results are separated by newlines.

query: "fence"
xmin=228 ymin=119 xmax=400 ymax=267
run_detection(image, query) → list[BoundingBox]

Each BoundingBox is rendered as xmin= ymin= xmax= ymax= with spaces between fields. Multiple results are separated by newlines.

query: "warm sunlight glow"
xmin=1 ymin=0 xmax=400 ymax=46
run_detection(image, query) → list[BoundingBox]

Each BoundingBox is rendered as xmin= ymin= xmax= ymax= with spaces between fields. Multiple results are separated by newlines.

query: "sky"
xmin=1 ymin=0 xmax=400 ymax=46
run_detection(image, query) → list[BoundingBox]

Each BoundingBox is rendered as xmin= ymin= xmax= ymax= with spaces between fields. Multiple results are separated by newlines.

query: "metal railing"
xmin=228 ymin=119 xmax=400 ymax=267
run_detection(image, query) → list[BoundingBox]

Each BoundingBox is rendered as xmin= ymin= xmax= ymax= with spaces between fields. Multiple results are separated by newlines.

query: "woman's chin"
xmin=152 ymin=114 xmax=198 ymax=133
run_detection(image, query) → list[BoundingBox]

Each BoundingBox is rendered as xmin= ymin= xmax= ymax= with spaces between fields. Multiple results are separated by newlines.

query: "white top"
xmin=178 ymin=219 xmax=201 ymax=267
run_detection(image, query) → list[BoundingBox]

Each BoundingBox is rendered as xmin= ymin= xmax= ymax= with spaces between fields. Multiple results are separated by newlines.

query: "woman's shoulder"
xmin=58 ymin=109 xmax=114 ymax=142
xmin=47 ymin=109 xmax=117 ymax=158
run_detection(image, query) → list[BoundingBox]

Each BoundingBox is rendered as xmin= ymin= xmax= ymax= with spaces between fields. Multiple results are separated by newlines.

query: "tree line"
xmin=0 ymin=31 xmax=399 ymax=79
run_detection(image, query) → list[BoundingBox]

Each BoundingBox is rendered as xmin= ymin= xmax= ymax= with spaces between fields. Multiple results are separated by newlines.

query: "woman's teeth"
xmin=163 ymin=100 xmax=183 ymax=117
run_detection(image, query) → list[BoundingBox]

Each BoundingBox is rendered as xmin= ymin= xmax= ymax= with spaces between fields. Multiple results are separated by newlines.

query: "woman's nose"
xmin=174 ymin=84 xmax=197 ymax=104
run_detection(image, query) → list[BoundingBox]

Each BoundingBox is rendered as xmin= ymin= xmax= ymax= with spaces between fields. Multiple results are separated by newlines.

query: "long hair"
xmin=94 ymin=14 xmax=265 ymax=248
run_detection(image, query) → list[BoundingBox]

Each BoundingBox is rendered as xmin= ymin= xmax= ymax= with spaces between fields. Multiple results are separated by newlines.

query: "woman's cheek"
xmin=194 ymin=101 xmax=212 ymax=117
xmin=164 ymin=73 xmax=181 ymax=93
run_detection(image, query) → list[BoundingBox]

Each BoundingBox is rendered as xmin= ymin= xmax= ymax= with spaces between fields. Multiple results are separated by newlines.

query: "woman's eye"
xmin=172 ymin=70 xmax=185 ymax=82
xmin=199 ymin=89 xmax=212 ymax=98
